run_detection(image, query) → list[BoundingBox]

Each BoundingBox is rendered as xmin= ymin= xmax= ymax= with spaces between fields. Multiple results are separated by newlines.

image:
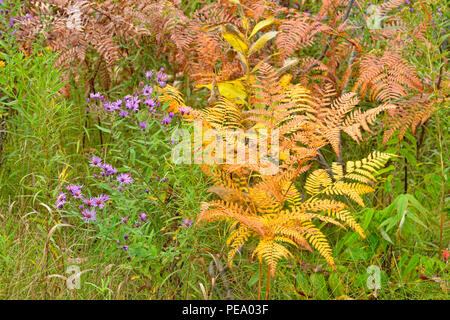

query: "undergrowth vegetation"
xmin=0 ymin=0 xmax=448 ymax=300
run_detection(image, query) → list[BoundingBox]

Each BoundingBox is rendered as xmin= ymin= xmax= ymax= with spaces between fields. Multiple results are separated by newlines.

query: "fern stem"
xmin=258 ymin=261 xmax=262 ymax=300
xmin=435 ymin=114 xmax=445 ymax=257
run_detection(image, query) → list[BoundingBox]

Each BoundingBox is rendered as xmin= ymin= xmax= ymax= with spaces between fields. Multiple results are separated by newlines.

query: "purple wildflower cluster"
xmin=89 ymin=155 xmax=118 ymax=177
xmin=0 ymin=4 xmax=35 ymax=38
xmin=155 ymin=68 xmax=167 ymax=88
xmin=89 ymin=155 xmax=134 ymax=190
xmin=54 ymin=154 xmax=136 ymax=223
xmin=55 ymin=182 xmax=111 ymax=222
xmin=86 ymin=68 xmax=182 ymax=132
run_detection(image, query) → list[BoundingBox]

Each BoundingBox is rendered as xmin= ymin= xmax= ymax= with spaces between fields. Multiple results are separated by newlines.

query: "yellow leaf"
xmin=250 ymin=17 xmax=275 ymax=39
xmin=248 ymin=31 xmax=278 ymax=56
xmin=222 ymin=32 xmax=248 ymax=54
xmin=197 ymin=79 xmax=247 ymax=104
xmin=278 ymin=74 xmax=292 ymax=88
xmin=131 ymin=276 xmax=140 ymax=280
xmin=147 ymin=196 xmax=157 ymax=201
xmin=59 ymin=164 xmax=70 ymax=184
xmin=280 ymin=150 xmax=290 ymax=160
xmin=242 ymin=16 xmax=250 ymax=33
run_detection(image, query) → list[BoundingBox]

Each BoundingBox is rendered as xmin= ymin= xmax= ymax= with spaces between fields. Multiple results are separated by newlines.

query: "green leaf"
xmin=328 ymin=273 xmax=345 ymax=298
xmin=309 ymin=273 xmax=328 ymax=299
xmin=95 ymin=125 xmax=111 ymax=134
xmin=402 ymin=254 xmax=419 ymax=280
xmin=379 ymin=227 xmax=394 ymax=244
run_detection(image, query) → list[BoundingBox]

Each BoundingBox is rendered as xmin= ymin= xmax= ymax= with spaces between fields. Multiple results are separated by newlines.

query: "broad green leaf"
xmin=249 ymin=17 xmax=275 ymax=39
xmin=379 ymin=227 xmax=394 ymax=244
xmin=248 ymin=31 xmax=278 ymax=56
xmin=222 ymin=32 xmax=248 ymax=54
xmin=95 ymin=124 xmax=111 ymax=134
xmin=328 ymin=273 xmax=345 ymax=298
xmin=309 ymin=273 xmax=328 ymax=299
xmin=402 ymin=254 xmax=419 ymax=280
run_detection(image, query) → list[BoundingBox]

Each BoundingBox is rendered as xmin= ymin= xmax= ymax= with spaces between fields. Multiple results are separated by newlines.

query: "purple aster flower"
xmin=181 ymin=218 xmax=193 ymax=228
xmin=79 ymin=205 xmax=84 ymax=210
xmin=56 ymin=192 xmax=67 ymax=202
xmin=171 ymin=139 xmax=178 ymax=145
xmin=142 ymin=85 xmax=153 ymax=96
xmin=145 ymin=70 xmax=154 ymax=79
xmin=136 ymin=222 xmax=141 ymax=227
xmin=162 ymin=117 xmax=172 ymax=125
xmin=410 ymin=7 xmax=414 ymax=12
xmin=113 ymin=99 xmax=123 ymax=109
xmin=89 ymin=155 xmax=102 ymax=167
xmin=117 ymin=173 xmax=133 ymax=185
xmin=169 ymin=112 xmax=174 ymax=118
xmin=93 ymin=195 xmax=108 ymax=209
xmin=161 ymin=177 xmax=168 ymax=182
xmin=122 ymin=245 xmax=128 ymax=251
xmin=55 ymin=199 xmax=65 ymax=209
xmin=139 ymin=122 xmax=147 ymax=131
xmin=102 ymin=163 xmax=117 ymax=176
xmin=123 ymin=234 xmax=128 ymax=240
xmin=178 ymin=106 xmax=191 ymax=115
xmin=104 ymin=101 xmax=115 ymax=111
xmin=118 ymin=186 xmax=123 ymax=191
xmin=66 ymin=184 xmax=83 ymax=198
xmin=124 ymin=95 xmax=133 ymax=102
xmin=83 ymin=197 xmax=96 ymax=207
xmin=81 ymin=209 xmax=97 ymax=222
xmin=156 ymin=70 xmax=167 ymax=88
xmin=90 ymin=92 xmax=101 ymax=100
xmin=25 ymin=14 xmax=31 ymax=19
xmin=144 ymin=98 xmax=156 ymax=107
xmin=121 ymin=217 xmax=128 ymax=223
xmin=140 ymin=213 xmax=148 ymax=221
xmin=119 ymin=110 xmax=129 ymax=118
xmin=145 ymin=189 xmax=149 ymax=193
